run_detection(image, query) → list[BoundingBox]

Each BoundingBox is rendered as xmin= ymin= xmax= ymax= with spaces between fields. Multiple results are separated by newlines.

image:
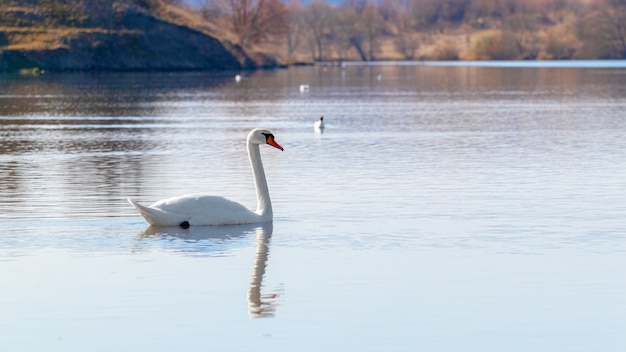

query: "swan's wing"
xmin=128 ymin=198 xmax=188 ymax=226
xmin=150 ymin=194 xmax=258 ymax=226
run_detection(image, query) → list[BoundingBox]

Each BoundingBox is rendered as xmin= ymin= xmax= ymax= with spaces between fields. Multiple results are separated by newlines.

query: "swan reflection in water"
xmin=138 ymin=222 xmax=280 ymax=318
xmin=247 ymin=223 xmax=281 ymax=318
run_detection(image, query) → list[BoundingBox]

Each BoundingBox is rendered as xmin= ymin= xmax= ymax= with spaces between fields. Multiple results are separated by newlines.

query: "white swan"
xmin=128 ymin=128 xmax=283 ymax=227
xmin=299 ymin=84 xmax=309 ymax=92
xmin=314 ymin=116 xmax=324 ymax=130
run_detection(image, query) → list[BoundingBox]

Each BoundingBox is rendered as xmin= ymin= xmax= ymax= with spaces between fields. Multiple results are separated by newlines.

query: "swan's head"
xmin=248 ymin=128 xmax=284 ymax=151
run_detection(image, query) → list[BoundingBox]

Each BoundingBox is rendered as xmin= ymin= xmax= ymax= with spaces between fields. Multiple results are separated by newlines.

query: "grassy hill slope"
xmin=0 ymin=1 xmax=279 ymax=72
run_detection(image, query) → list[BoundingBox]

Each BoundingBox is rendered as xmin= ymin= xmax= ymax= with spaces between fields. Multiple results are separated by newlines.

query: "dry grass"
xmin=0 ymin=1 xmax=237 ymax=52
xmin=154 ymin=3 xmax=237 ymax=44
xmin=0 ymin=27 xmax=135 ymax=50
xmin=3 ymin=27 xmax=78 ymax=50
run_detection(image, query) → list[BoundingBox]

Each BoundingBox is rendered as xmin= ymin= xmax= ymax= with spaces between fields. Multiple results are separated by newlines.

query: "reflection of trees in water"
xmin=0 ymin=143 xmax=147 ymax=218
xmin=0 ymin=72 xmax=235 ymax=219
xmin=0 ymin=72 xmax=230 ymax=117
xmin=0 ymin=161 xmax=23 ymax=196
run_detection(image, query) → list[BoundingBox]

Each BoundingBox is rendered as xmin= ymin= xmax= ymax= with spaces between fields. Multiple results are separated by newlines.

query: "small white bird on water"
xmin=314 ymin=116 xmax=324 ymax=130
xmin=299 ymin=84 xmax=309 ymax=92
xmin=128 ymin=128 xmax=284 ymax=228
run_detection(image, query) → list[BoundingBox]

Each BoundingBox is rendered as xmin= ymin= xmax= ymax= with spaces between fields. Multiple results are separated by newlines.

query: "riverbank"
xmin=0 ymin=3 xmax=279 ymax=72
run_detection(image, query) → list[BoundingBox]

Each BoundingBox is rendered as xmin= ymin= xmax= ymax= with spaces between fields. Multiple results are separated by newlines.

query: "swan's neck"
xmin=248 ymin=141 xmax=272 ymax=219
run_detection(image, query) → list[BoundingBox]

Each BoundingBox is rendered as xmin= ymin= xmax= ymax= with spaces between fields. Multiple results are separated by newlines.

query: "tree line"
xmin=201 ymin=0 xmax=626 ymax=61
xmin=1 ymin=0 xmax=625 ymax=62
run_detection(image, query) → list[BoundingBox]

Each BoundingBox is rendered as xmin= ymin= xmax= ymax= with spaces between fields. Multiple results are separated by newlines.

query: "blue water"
xmin=1 ymin=64 xmax=626 ymax=351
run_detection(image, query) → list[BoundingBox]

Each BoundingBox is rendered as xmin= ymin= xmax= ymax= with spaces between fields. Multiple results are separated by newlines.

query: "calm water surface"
xmin=1 ymin=64 xmax=626 ymax=351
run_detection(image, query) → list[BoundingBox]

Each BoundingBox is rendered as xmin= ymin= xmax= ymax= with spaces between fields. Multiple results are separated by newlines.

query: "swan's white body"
xmin=314 ymin=116 xmax=324 ymax=130
xmin=128 ymin=128 xmax=283 ymax=227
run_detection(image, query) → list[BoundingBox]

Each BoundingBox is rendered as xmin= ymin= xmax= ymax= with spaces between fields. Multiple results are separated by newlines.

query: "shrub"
xmin=576 ymin=9 xmax=626 ymax=59
xmin=468 ymin=29 xmax=520 ymax=60
xmin=539 ymin=26 xmax=579 ymax=60
xmin=431 ymin=39 xmax=459 ymax=60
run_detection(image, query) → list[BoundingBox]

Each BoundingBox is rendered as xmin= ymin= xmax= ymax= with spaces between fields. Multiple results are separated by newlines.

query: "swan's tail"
xmin=127 ymin=198 xmax=186 ymax=226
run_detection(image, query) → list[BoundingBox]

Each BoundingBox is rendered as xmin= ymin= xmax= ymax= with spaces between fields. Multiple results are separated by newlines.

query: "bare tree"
xmin=380 ymin=0 xmax=421 ymax=59
xmin=504 ymin=12 xmax=540 ymax=59
xmin=300 ymin=0 xmax=333 ymax=61
xmin=579 ymin=0 xmax=626 ymax=58
xmin=361 ymin=2 xmax=385 ymax=60
xmin=334 ymin=4 xmax=366 ymax=60
xmin=204 ymin=0 xmax=289 ymax=48
xmin=333 ymin=0 xmax=385 ymax=61
xmin=394 ymin=13 xmax=420 ymax=59
xmin=285 ymin=0 xmax=305 ymax=60
xmin=601 ymin=0 xmax=626 ymax=57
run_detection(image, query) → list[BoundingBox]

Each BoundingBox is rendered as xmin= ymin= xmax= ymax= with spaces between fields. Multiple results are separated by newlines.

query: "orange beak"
xmin=267 ymin=136 xmax=284 ymax=151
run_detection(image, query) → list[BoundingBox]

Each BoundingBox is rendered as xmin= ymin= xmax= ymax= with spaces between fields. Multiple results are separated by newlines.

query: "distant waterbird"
xmin=314 ymin=116 xmax=325 ymax=131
